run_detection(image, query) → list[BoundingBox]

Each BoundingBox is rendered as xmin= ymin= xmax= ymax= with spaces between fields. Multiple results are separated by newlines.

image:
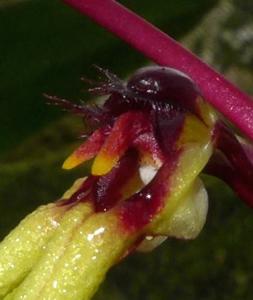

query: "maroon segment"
xmin=118 ymin=151 xmax=180 ymax=233
xmin=154 ymin=112 xmax=185 ymax=156
xmin=215 ymin=122 xmax=253 ymax=186
xmin=92 ymin=149 xmax=140 ymax=212
xmin=205 ymin=122 xmax=253 ymax=207
xmin=205 ymin=152 xmax=253 ymax=208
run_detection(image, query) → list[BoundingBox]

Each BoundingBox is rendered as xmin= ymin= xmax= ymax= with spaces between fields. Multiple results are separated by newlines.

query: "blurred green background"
xmin=0 ymin=0 xmax=252 ymax=299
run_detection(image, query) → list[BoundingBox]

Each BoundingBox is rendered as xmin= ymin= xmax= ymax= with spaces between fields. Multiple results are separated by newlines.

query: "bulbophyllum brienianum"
xmin=0 ymin=1 xmax=252 ymax=299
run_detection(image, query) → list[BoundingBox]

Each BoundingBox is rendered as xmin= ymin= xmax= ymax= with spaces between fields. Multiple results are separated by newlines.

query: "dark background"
xmin=0 ymin=1 xmax=253 ymax=299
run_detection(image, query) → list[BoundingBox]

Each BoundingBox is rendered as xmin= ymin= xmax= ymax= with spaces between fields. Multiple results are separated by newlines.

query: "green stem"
xmin=0 ymin=204 xmax=66 ymax=297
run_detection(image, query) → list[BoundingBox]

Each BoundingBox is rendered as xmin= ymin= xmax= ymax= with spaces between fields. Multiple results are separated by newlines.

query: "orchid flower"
xmin=0 ymin=1 xmax=253 ymax=300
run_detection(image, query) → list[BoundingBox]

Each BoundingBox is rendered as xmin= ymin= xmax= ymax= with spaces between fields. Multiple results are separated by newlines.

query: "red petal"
xmin=63 ymin=126 xmax=110 ymax=169
xmin=92 ymin=111 xmax=151 ymax=175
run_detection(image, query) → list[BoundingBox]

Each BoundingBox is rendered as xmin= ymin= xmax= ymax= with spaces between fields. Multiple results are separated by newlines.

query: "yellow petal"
xmin=92 ymin=152 xmax=118 ymax=176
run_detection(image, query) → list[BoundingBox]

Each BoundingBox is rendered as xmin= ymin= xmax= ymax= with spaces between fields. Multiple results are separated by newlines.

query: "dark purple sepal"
xmin=206 ymin=122 xmax=253 ymax=207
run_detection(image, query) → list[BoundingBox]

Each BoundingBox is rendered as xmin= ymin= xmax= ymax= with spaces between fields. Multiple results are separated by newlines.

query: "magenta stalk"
xmin=63 ymin=0 xmax=253 ymax=141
